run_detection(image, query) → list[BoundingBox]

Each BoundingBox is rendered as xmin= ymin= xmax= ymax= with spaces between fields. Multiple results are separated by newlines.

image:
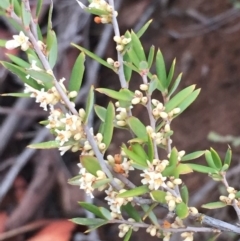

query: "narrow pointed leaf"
xmin=47 ymin=0 xmax=53 ymax=31
xmin=71 ymin=218 xmax=107 ymax=226
xmin=210 ymin=148 xmax=222 ymax=170
xmin=126 ymin=48 xmax=140 ymax=68
xmin=92 ymin=178 xmax=110 ymax=189
xmin=176 ymin=164 xmax=193 ymax=175
xmin=102 ymin=102 xmax=114 ymax=149
xmin=123 ymin=53 xmax=132 ymax=82
xmin=1 ymin=62 xmax=42 ymax=90
xmin=168 ymin=73 xmax=182 ymax=97
xmin=150 ymin=190 xmax=166 ymax=203
xmin=123 ymin=228 xmax=132 ymax=241
xmin=147 ymin=45 xmax=155 ymax=69
xmin=205 ymin=150 xmax=217 ymax=168
xmin=169 ymin=147 xmax=178 ymax=166
xmin=122 ymin=203 xmax=141 ymax=222
xmin=141 ymin=205 xmax=159 ymax=226
xmin=48 ymin=30 xmax=58 ymax=68
xmin=180 ymin=185 xmax=189 ymax=204
xmin=68 ymin=174 xmax=81 ymax=186
xmin=0 ymin=0 xmax=10 ymax=9
xmin=21 ymin=1 xmax=31 ymax=27
xmin=224 ymin=146 xmax=232 ymax=166
xmin=28 ymin=140 xmax=60 ymax=149
xmin=202 ymin=202 xmax=227 ymax=209
xmin=80 ymin=155 xmax=101 ymax=175
xmin=147 ymin=133 xmax=154 ymax=162
xmin=1 ymin=92 xmax=30 ymax=97
xmin=118 ymin=185 xmax=149 ymax=198
xmin=136 ymin=19 xmax=152 ymax=38
xmin=78 ymin=202 xmax=106 ymax=219
xmin=165 ymin=85 xmax=195 ymax=112
xmin=156 ymin=49 xmax=167 ymax=88
xmin=187 ymin=163 xmax=216 ymax=174
xmin=6 ymin=54 xmax=30 ymax=68
xmin=126 ymin=117 xmax=147 ymax=141
xmin=167 ymin=58 xmax=176 ymax=87
xmin=181 ymin=150 xmax=205 ymax=162
xmin=94 ymin=105 xmax=106 ymax=122
xmin=36 ymin=0 xmax=43 ymax=17
xmin=68 ymin=52 xmax=85 ymax=93
xmin=131 ymin=143 xmax=148 ymax=161
xmin=84 ymin=85 xmax=94 ymax=123
xmin=131 ymin=31 xmax=146 ymax=62
xmin=96 ymin=88 xmax=134 ymax=101
xmin=72 ymin=43 xmax=113 ymax=69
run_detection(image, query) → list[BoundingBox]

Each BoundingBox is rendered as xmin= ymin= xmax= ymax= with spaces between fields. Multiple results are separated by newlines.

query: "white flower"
xmin=5 ymin=31 xmax=30 ymax=51
xmin=55 ymin=129 xmax=72 ymax=146
xmin=59 ymin=145 xmax=72 ymax=156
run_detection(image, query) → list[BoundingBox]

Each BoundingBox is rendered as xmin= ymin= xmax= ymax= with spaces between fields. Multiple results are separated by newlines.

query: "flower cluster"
xmin=107 ymin=154 xmax=134 ymax=176
xmin=181 ymin=232 xmax=194 ymax=241
xmin=146 ymin=225 xmax=159 ymax=237
xmin=115 ymin=105 xmax=131 ymax=127
xmin=89 ymin=0 xmax=118 ymax=24
xmin=5 ymin=31 xmax=30 ymax=51
xmin=140 ymin=160 xmax=168 ymax=190
xmin=113 ymin=35 xmax=131 ymax=52
xmin=78 ymin=164 xmax=107 ymax=198
xmin=118 ymin=219 xmax=139 ymax=238
xmin=219 ymin=186 xmax=237 ymax=205
xmin=107 ymin=58 xmax=120 ymax=71
xmin=105 ymin=186 xmax=133 ymax=218
xmin=131 ymin=90 xmax=148 ymax=105
xmin=165 ymin=191 xmax=183 ymax=211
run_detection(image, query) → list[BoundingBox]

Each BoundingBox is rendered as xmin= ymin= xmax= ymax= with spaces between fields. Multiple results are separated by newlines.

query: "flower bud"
xmin=140 ymin=84 xmax=148 ymax=91
xmin=107 ymin=58 xmax=114 ymax=65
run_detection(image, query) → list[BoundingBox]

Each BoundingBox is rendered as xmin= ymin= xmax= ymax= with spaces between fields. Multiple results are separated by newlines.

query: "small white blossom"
xmin=5 ymin=31 xmax=30 ymax=51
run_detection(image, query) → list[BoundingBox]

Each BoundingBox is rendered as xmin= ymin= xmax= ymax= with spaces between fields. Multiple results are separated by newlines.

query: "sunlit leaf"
xmin=156 ymin=49 xmax=167 ymax=89
xmin=96 ymin=88 xmax=134 ymax=102
xmin=48 ymin=30 xmax=58 ymax=68
xmin=84 ymin=85 xmax=94 ymax=123
xmin=80 ymin=155 xmax=101 ymax=176
xmin=167 ymin=58 xmax=176 ymax=87
xmin=126 ymin=117 xmax=147 ymax=141
xmin=224 ymin=146 xmax=232 ymax=166
xmin=210 ymin=148 xmax=222 ymax=170
xmin=202 ymin=202 xmax=227 ymax=209
xmin=28 ymin=140 xmax=60 ymax=149
xmin=150 ymin=190 xmax=166 ymax=203
xmin=180 ymin=185 xmax=189 ymax=204
xmin=123 ymin=228 xmax=132 ymax=241
xmin=136 ymin=19 xmax=152 ymax=38
xmin=6 ymin=54 xmax=30 ymax=68
xmin=168 ymin=73 xmax=182 ymax=97
xmin=181 ymin=150 xmax=205 ymax=162
xmin=68 ymin=52 xmax=85 ymax=94
xmin=147 ymin=45 xmax=155 ymax=69
xmin=131 ymin=31 xmax=146 ymax=62
xmin=175 ymin=202 xmax=189 ymax=219
xmin=94 ymin=105 xmax=106 ymax=122
xmin=71 ymin=218 xmax=107 ymax=227
xmin=187 ymin=163 xmax=216 ymax=174
xmin=123 ymin=53 xmax=132 ymax=82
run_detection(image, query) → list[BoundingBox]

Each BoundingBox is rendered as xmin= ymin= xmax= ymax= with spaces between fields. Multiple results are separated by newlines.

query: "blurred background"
xmin=0 ymin=0 xmax=240 ymax=240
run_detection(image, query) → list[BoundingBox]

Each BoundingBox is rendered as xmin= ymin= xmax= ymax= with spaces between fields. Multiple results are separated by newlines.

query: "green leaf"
xmin=26 ymin=69 xmax=54 ymax=89
xmin=21 ymin=1 xmax=31 ymax=28
xmin=167 ymin=58 xmax=176 ymax=87
xmin=176 ymin=164 xmax=193 ymax=175
xmin=175 ymin=202 xmax=189 ymax=219
xmin=6 ymin=54 xmax=30 ymax=68
xmin=235 ymin=191 xmax=240 ymax=198
xmin=187 ymin=163 xmax=217 ymax=174
xmin=1 ymin=92 xmax=30 ymax=97
xmin=136 ymin=19 xmax=152 ymax=38
xmin=68 ymin=174 xmax=81 ymax=185
xmin=80 ymin=155 xmax=101 ymax=176
xmin=85 ymin=7 xmax=109 ymax=15
xmin=169 ymin=147 xmax=178 ymax=166
xmin=150 ymin=190 xmax=166 ymax=203
xmin=0 ymin=0 xmax=10 ymax=9
xmin=224 ymin=146 xmax=232 ymax=166
xmin=121 ymin=144 xmax=148 ymax=168
xmin=71 ymin=218 xmax=107 ymax=226
xmin=131 ymin=143 xmax=148 ymax=161
xmin=177 ymin=89 xmax=201 ymax=114
xmin=72 ymin=43 xmax=113 ymax=69
xmin=118 ymin=185 xmax=149 ymax=198
xmin=168 ymin=73 xmax=182 ymax=98
xmin=126 ymin=117 xmax=147 ymax=141
xmin=96 ymin=88 xmax=134 ymax=102
xmin=78 ymin=202 xmax=109 ymax=219
xmin=181 ymin=150 xmax=205 ymax=162
xmin=205 ymin=150 xmax=216 ymax=168
xmin=47 ymin=0 xmax=53 ymax=31
xmin=1 ymin=62 xmax=42 ymax=90
xmin=142 ymin=203 xmax=158 ymax=221
xmin=147 ymin=45 xmax=155 ymax=69
xmin=126 ymin=48 xmax=140 ymax=68
xmin=68 ymin=52 xmax=85 ymax=94
xmin=141 ymin=205 xmax=159 ymax=226
xmin=165 ymin=85 xmax=196 ymax=112
xmin=202 ymin=202 xmax=227 ymax=209
xmin=124 ymin=61 xmax=140 ymax=74
xmin=36 ymin=24 xmax=43 ymax=41
xmin=130 ymin=31 xmax=146 ymax=62
xmin=147 ymin=133 xmax=154 ymax=162
xmin=210 ymin=148 xmax=222 ymax=170
xmin=92 ymin=178 xmax=110 ymax=189
xmin=124 ymin=228 xmax=132 ymax=241
xmin=156 ymin=49 xmax=167 ymax=89
xmin=122 ymin=203 xmax=141 ymax=222
xmin=28 ymin=140 xmax=60 ymax=149
xmin=84 ymin=85 xmax=94 ymax=123
xmin=13 ymin=0 xmax=21 ymax=16
xmin=36 ymin=0 xmax=43 ymax=17
xmin=48 ymin=30 xmax=58 ymax=68
xmin=98 ymin=207 xmax=112 ymax=220
xmin=102 ymin=102 xmax=115 ymax=149
xmin=180 ymin=185 xmax=189 ymax=204
xmin=148 ymin=75 xmax=159 ymax=94
xmin=94 ymin=105 xmax=106 ymax=122
xmin=123 ymin=53 xmax=132 ymax=82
